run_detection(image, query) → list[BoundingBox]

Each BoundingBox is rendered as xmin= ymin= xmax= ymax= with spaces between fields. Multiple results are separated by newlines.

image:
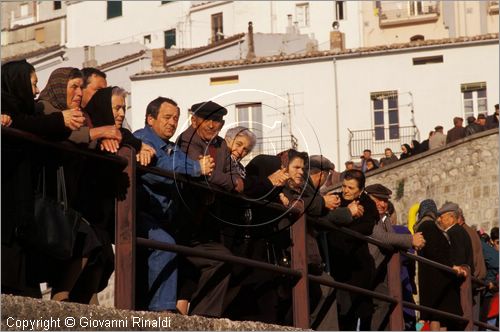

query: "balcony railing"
xmin=348 ymin=126 xmax=419 ymax=160
xmin=378 ymin=1 xmax=440 ymax=27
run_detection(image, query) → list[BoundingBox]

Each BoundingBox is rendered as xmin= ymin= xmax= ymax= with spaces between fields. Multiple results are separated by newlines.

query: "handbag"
xmin=16 ymin=166 xmax=81 ymax=260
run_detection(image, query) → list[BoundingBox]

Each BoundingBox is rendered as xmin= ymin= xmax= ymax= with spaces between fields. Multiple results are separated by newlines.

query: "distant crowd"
xmin=1 ymin=59 xmax=498 ymax=331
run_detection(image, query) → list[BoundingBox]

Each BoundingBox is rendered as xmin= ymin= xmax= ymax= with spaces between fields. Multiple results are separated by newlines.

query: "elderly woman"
xmin=1 ymin=60 xmax=85 ymax=297
xmin=85 ymin=86 xmax=155 ymax=164
xmin=224 ymin=126 xmax=257 ymax=178
xmin=37 ymin=67 xmax=122 ymax=150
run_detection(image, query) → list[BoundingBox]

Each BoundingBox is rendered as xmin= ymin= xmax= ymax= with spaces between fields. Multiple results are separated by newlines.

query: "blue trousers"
xmin=137 ymin=213 xmax=177 ymax=311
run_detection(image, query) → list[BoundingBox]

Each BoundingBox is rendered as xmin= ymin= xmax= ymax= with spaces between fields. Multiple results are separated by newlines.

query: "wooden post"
xmin=460 ymin=266 xmax=474 ymax=331
xmin=387 ymin=252 xmax=404 ymax=330
xmin=114 ymin=146 xmax=136 ymax=309
xmin=290 ymin=200 xmax=309 ymax=329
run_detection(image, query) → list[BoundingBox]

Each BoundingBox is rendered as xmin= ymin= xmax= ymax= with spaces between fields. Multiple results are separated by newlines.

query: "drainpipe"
xmin=333 ymin=57 xmax=341 ymax=168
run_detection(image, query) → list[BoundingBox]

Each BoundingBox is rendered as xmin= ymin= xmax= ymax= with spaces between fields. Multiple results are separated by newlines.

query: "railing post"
xmin=387 ymin=252 xmax=404 ymax=330
xmin=290 ymin=200 xmax=309 ymax=329
xmin=115 ymin=146 xmax=136 ymax=309
xmin=460 ymin=266 xmax=474 ymax=331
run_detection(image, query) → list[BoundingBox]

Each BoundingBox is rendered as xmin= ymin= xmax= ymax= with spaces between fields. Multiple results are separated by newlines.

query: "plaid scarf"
xmin=38 ymin=67 xmax=75 ymax=110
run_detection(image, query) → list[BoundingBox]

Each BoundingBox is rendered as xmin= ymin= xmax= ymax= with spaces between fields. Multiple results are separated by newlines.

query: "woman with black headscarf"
xmin=399 ymin=143 xmax=412 ymax=160
xmin=1 ymin=61 xmax=86 ymax=297
xmin=1 ymin=60 xmax=85 ymax=137
xmin=37 ymin=67 xmax=122 ymax=150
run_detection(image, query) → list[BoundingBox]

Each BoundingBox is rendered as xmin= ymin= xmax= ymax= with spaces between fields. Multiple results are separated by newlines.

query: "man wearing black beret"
xmin=176 ymin=100 xmax=243 ymax=317
xmin=363 ymin=183 xmax=425 ymax=330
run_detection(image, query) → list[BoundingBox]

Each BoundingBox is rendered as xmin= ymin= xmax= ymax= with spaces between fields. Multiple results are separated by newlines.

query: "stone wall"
xmin=363 ymin=128 xmax=499 ymax=232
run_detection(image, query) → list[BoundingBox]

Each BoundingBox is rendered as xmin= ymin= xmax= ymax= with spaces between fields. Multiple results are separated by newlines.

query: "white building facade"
xmin=129 ymin=35 xmax=499 ymax=168
xmin=65 ymin=1 xmax=362 ymax=50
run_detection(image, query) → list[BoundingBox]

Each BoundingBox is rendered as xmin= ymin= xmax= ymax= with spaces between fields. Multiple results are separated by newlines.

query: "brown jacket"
xmin=462 ymin=223 xmax=487 ymax=280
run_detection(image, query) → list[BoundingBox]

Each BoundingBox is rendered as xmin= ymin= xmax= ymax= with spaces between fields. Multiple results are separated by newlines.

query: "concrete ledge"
xmin=1 ymin=295 xmax=304 ymax=331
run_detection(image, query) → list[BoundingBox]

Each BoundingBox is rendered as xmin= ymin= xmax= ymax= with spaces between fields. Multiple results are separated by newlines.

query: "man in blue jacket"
xmin=134 ymin=97 xmax=214 ymax=313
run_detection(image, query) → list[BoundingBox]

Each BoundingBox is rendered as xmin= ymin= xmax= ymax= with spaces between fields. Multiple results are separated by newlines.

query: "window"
xmin=461 ymin=82 xmax=487 ymax=119
xmin=236 ymin=103 xmax=263 ymax=156
xmin=53 ymin=1 xmax=61 ymax=10
xmin=164 ymin=29 xmax=176 ymax=49
xmin=412 ymin=55 xmax=443 ymax=65
xmin=335 ymin=1 xmax=346 ymax=20
xmin=143 ymin=34 xmax=151 ymax=44
xmin=107 ymin=1 xmax=122 ymax=19
xmin=20 ymin=4 xmax=28 ymax=17
xmin=35 ymin=27 xmax=45 ymax=43
xmin=295 ymin=3 xmax=310 ymax=27
xmin=371 ymin=91 xmax=399 ymax=141
xmin=211 ymin=13 xmax=223 ymax=43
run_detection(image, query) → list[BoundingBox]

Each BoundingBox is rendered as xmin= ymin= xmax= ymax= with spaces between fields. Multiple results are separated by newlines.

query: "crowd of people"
xmin=1 ymin=59 xmax=498 ymax=331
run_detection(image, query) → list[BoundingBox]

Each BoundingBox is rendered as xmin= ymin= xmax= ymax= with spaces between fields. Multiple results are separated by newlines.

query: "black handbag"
xmin=17 ymin=167 xmax=81 ymax=260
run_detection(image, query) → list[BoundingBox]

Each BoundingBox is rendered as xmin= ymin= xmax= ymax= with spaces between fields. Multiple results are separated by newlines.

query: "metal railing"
xmin=348 ymin=126 xmax=419 ymax=160
xmin=2 ymin=127 xmax=497 ymax=331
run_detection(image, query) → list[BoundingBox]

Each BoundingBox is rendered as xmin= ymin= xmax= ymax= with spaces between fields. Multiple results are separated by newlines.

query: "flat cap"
xmin=437 ymin=202 xmax=460 ymax=216
xmin=477 ymin=113 xmax=486 ymax=120
xmin=191 ymin=101 xmax=227 ymax=120
xmin=365 ymin=183 xmax=392 ymax=200
xmin=309 ymin=155 xmax=335 ymax=172
xmin=434 ymin=125 xmax=443 ymax=131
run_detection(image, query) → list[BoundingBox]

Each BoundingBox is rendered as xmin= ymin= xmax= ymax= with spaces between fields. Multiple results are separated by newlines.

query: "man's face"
xmin=310 ymin=170 xmax=328 ymax=188
xmin=66 ymin=77 xmax=83 ymax=109
xmin=192 ymin=115 xmax=224 ymax=141
xmin=385 ymin=149 xmax=392 ymax=158
xmin=437 ymin=212 xmax=456 ymax=229
xmin=288 ymin=157 xmax=305 ymax=186
xmin=363 ymin=151 xmax=371 ymax=159
xmin=456 ymin=119 xmax=463 ymax=127
xmin=147 ymin=102 xmax=179 ymax=140
xmin=370 ymin=195 xmax=388 ymax=216
xmin=342 ymin=179 xmax=362 ymax=201
xmin=82 ymin=74 xmax=107 ymax=107
xmin=346 ymin=163 xmax=354 ymax=170
xmin=478 ymin=118 xmax=486 ymax=126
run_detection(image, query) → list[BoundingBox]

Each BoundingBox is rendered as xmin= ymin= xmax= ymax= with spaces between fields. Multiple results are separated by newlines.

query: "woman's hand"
xmin=90 ymin=125 xmax=122 ymax=142
xmin=100 ymin=138 xmax=120 ymax=153
xmin=1 ymin=114 xmax=12 ymax=127
xmin=62 ymin=108 xmax=85 ymax=130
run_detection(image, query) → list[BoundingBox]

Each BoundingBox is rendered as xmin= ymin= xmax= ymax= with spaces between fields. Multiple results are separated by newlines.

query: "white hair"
xmin=225 ymin=126 xmax=257 ymax=150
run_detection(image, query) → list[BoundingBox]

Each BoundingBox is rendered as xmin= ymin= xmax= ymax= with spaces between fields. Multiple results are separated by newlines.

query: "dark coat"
xmin=326 ymin=191 xmax=378 ymax=322
xmin=446 ymin=126 xmax=466 ymax=144
xmin=447 ymin=224 xmax=474 ymax=275
xmin=486 ymin=114 xmax=499 ymax=130
xmin=416 ymin=216 xmax=462 ymax=324
xmin=465 ymin=123 xmax=485 ymax=136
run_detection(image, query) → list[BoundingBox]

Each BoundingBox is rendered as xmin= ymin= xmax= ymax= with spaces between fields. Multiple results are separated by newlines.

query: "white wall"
xmin=66 ymin=1 xmax=362 ymax=51
xmin=130 ymin=41 xmax=499 ymax=168
xmin=66 ymin=1 xmax=190 ymax=48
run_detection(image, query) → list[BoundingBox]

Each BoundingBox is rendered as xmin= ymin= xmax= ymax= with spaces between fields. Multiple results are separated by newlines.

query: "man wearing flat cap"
xmin=437 ymin=202 xmax=474 ymax=276
xmin=363 ymin=183 xmax=425 ymax=330
xmin=429 ymin=125 xmax=446 ymax=149
xmin=176 ymin=100 xmax=242 ymax=317
xmin=446 ymin=117 xmax=466 ymax=144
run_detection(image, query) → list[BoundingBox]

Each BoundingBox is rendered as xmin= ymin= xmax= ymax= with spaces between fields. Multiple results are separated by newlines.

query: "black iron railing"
xmin=348 ymin=126 xmax=419 ymax=160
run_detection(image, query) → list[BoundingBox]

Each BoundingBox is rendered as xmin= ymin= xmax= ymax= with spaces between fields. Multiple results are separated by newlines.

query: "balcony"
xmin=378 ymin=1 xmax=440 ymax=28
xmin=348 ymin=126 xmax=419 ymax=160
xmin=489 ymin=0 xmax=499 ymax=14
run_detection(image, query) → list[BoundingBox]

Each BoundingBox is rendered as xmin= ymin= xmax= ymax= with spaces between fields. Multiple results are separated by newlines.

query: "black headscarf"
xmin=85 ymin=86 xmax=115 ymax=127
xmin=1 ymin=59 xmax=36 ymax=116
xmin=411 ymin=140 xmax=421 ymax=155
xmin=400 ymin=143 xmax=412 ymax=160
